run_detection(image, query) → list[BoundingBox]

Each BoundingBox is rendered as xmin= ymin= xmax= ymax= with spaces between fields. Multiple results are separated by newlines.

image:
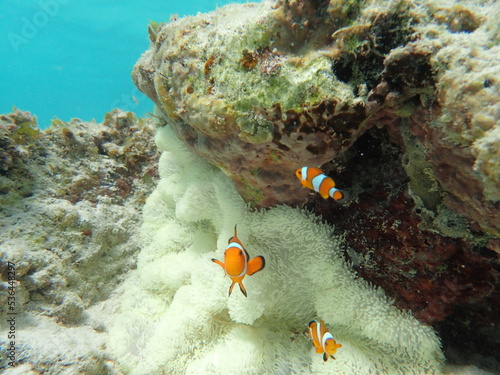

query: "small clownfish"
xmin=308 ymin=319 xmax=342 ymax=362
xmin=295 ymin=167 xmax=345 ymax=202
xmin=211 ymin=225 xmax=265 ymax=297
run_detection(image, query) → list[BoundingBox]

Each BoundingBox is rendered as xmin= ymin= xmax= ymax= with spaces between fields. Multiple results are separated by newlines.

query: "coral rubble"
xmin=0 ymin=109 xmax=159 ymax=373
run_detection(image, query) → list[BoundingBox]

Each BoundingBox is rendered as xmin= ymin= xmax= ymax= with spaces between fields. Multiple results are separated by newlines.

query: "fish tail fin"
xmin=330 ymin=188 xmax=347 ymax=203
xmin=238 ymin=282 xmax=248 ymax=297
xmin=247 ymin=255 xmax=265 ymax=275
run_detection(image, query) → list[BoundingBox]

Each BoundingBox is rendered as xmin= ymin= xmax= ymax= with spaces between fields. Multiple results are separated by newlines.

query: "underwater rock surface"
xmin=134 ymin=0 xmax=369 ymax=207
xmin=134 ymin=0 xmax=500 ymax=236
xmin=0 ymin=109 xmax=159 ymax=373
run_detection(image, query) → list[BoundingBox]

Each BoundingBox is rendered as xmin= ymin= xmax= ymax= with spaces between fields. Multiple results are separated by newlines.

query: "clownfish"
xmin=211 ymin=225 xmax=265 ymax=297
xmin=295 ymin=167 xmax=345 ymax=202
xmin=308 ymin=319 xmax=342 ymax=362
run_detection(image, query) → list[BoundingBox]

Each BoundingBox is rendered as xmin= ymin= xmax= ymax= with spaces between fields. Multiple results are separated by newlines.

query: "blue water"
xmin=0 ymin=0 xmax=252 ymax=129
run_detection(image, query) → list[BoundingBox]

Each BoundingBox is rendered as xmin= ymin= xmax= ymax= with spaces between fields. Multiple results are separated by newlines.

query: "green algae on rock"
xmin=133 ymin=0 xmax=371 ymax=207
xmin=132 ymin=0 xmax=499 ymax=240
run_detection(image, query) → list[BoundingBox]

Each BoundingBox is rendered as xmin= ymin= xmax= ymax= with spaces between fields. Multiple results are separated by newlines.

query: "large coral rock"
xmin=133 ymin=0 xmax=370 ymax=206
xmin=409 ymin=27 xmax=500 ymax=236
xmin=133 ymin=0 xmax=500 ymax=236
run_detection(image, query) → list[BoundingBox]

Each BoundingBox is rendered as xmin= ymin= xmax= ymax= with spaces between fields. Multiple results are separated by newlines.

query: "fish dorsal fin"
xmin=228 ymin=224 xmax=239 ymax=244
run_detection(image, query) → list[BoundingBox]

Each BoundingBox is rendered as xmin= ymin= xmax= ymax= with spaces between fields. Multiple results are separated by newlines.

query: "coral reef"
xmin=0 ymin=109 xmax=159 ymax=373
xmin=109 ymin=124 xmax=444 ymax=375
xmin=1 ymin=0 xmax=499 ymax=373
xmin=131 ymin=0 xmax=500 ymax=371
xmin=1 ymin=109 xmax=490 ymax=374
xmin=132 ymin=0 xmax=500 ymax=229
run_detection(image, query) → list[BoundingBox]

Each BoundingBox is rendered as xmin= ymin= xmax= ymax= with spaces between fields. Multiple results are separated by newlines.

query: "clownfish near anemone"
xmin=308 ymin=319 xmax=342 ymax=362
xmin=295 ymin=166 xmax=346 ymax=202
xmin=211 ymin=225 xmax=265 ymax=297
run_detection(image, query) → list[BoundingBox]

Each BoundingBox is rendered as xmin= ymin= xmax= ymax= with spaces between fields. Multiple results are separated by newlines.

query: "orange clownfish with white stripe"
xmin=295 ymin=167 xmax=345 ymax=202
xmin=211 ymin=225 xmax=265 ymax=297
xmin=308 ymin=319 xmax=342 ymax=361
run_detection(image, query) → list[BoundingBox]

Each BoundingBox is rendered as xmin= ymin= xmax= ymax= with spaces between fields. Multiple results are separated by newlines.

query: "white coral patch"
xmin=109 ymin=124 xmax=444 ymax=374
